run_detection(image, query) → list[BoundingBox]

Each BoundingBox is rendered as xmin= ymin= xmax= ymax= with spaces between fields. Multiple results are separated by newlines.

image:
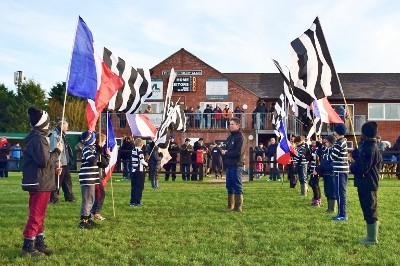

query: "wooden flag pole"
xmin=317 ymin=17 xmax=358 ymax=147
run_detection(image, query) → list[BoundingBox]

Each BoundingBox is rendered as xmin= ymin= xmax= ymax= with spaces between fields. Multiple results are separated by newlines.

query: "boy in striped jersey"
xmin=78 ymin=130 xmax=100 ymax=229
xmin=293 ymin=136 xmax=309 ymax=196
xmin=130 ymin=138 xmax=148 ymax=206
xmin=330 ymin=124 xmax=349 ymax=221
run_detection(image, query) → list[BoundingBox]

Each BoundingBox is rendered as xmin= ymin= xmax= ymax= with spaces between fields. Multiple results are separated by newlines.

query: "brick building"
xmin=113 ymin=48 xmax=400 ymax=150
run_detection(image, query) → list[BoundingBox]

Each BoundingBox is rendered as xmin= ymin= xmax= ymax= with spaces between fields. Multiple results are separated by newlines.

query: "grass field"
xmin=1 ymin=172 xmax=400 ymax=265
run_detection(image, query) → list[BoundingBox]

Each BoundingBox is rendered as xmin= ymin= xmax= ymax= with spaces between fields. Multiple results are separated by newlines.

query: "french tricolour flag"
xmin=277 ymin=120 xmax=296 ymax=165
xmin=66 ymin=16 xmax=123 ymax=131
xmin=103 ymin=113 xmax=118 ymax=189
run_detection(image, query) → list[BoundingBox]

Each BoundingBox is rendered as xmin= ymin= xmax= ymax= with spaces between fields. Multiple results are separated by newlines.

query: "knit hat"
xmin=28 ymin=107 xmax=50 ymax=129
xmin=81 ymin=130 xmax=96 ymax=146
xmin=361 ymin=121 xmax=378 ymax=138
xmin=325 ymin=135 xmax=337 ymax=145
xmin=334 ymin=123 xmax=346 ymax=135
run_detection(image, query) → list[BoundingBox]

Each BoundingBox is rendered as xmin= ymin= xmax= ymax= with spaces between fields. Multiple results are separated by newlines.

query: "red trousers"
xmin=23 ymin=191 xmax=51 ymax=239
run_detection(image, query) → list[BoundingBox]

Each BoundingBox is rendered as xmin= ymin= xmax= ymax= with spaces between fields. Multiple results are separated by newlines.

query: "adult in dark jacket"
xmin=222 ymin=117 xmax=246 ymax=212
xmin=164 ymin=135 xmax=179 ymax=181
xmin=49 ymin=121 xmax=75 ymax=203
xmin=148 ymin=141 xmax=162 ymax=188
xmin=21 ymin=107 xmax=63 ymax=256
xmin=180 ymin=138 xmax=193 ymax=181
xmin=392 ymin=136 xmax=400 ymax=180
xmin=211 ymin=143 xmax=224 ymax=178
xmin=351 ymin=121 xmax=382 ymax=245
xmin=120 ymin=136 xmax=134 ymax=180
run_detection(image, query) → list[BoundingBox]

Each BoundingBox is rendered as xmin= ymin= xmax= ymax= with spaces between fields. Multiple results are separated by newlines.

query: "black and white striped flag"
xmin=170 ymin=104 xmax=187 ymax=132
xmin=272 ymin=93 xmax=286 ymax=136
xmin=154 ymin=69 xmax=177 ymax=145
xmin=289 ymin=17 xmax=341 ymax=100
xmin=272 ymin=58 xmax=312 ymax=117
xmin=103 ymin=47 xmax=153 ymax=113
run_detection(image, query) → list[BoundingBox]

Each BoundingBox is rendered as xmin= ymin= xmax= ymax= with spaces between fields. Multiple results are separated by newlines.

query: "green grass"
xmin=1 ymin=173 xmax=400 ymax=265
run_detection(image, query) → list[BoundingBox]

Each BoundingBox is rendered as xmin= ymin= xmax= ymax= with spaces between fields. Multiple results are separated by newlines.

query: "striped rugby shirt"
xmin=293 ymin=143 xmax=308 ymax=165
xmin=330 ymin=137 xmax=349 ymax=173
xmin=131 ymin=147 xmax=147 ymax=172
xmin=78 ymin=145 xmax=100 ymax=186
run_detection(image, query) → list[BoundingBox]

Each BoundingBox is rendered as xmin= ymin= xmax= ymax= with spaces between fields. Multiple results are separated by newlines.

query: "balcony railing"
xmin=113 ymin=112 xmax=366 ymax=136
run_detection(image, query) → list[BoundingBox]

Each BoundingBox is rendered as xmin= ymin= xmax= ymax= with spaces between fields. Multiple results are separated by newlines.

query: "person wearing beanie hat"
xmin=351 ymin=121 xmax=382 ymax=245
xmin=316 ymin=135 xmax=337 ymax=213
xmin=334 ymin=123 xmax=347 ymax=136
xmin=28 ymin=107 xmax=50 ymax=129
xmin=78 ymin=130 xmax=101 ymax=229
xmin=330 ymin=124 xmax=350 ymax=221
xmin=21 ymin=107 xmax=63 ymax=256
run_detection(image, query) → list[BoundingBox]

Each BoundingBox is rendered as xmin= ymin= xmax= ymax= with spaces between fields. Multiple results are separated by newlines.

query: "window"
xmin=368 ymin=103 xmax=400 ymax=120
xmin=199 ymin=102 xmax=233 ymax=111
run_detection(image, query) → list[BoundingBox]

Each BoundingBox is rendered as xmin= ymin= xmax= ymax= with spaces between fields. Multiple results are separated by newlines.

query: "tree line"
xmin=0 ymin=81 xmax=87 ymax=132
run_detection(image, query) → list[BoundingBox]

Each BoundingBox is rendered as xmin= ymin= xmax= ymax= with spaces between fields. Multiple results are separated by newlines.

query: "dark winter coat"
xmin=223 ymin=130 xmax=245 ymax=167
xmin=351 ymin=138 xmax=382 ymax=191
xmin=22 ymin=128 xmax=61 ymax=191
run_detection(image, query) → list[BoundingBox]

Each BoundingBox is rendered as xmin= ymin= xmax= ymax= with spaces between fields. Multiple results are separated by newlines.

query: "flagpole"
xmin=57 ymin=16 xmax=80 ymax=190
xmin=317 ymin=16 xmax=357 ymax=147
xmin=107 ymin=111 xmax=116 ymax=218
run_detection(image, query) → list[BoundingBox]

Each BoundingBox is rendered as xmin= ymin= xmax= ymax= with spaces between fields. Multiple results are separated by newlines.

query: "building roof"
xmin=224 ymin=73 xmax=400 ymax=101
xmin=151 ymin=48 xmax=259 ymax=98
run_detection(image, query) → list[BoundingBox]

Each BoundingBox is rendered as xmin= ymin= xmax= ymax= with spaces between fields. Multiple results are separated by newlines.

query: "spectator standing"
xmin=203 ymin=105 xmax=213 ymax=129
xmin=351 ymin=121 xmax=382 ymax=245
xmin=254 ymin=143 xmax=267 ymax=176
xmin=254 ymin=100 xmax=267 ymax=129
xmin=120 ymin=136 xmax=134 ymax=180
xmin=164 ymin=135 xmax=179 ymax=181
xmin=211 ymin=142 xmax=224 ymax=178
xmin=180 ymin=138 xmax=193 ymax=181
xmin=222 ymin=105 xmax=232 ymax=129
xmin=0 ymin=141 xmax=10 ymax=177
xmin=21 ymin=107 xmax=63 ymax=256
xmin=191 ymin=138 xmax=206 ymax=181
xmin=194 ymin=106 xmax=202 ymax=128
xmin=392 ymin=136 xmax=400 ymax=180
xmin=376 ymin=136 xmax=388 ymax=153
xmin=267 ymin=138 xmax=280 ymax=181
xmin=10 ymin=143 xmax=22 ymax=170
xmin=148 ymin=141 xmax=162 ymax=188
xmin=213 ymin=105 xmax=222 ymax=128
xmin=49 ymin=121 xmax=75 ymax=203
xmin=222 ymin=117 xmax=246 ymax=212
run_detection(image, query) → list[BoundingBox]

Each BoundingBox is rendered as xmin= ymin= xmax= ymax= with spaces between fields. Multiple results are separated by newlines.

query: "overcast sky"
xmin=1 ymin=0 xmax=399 ymax=93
